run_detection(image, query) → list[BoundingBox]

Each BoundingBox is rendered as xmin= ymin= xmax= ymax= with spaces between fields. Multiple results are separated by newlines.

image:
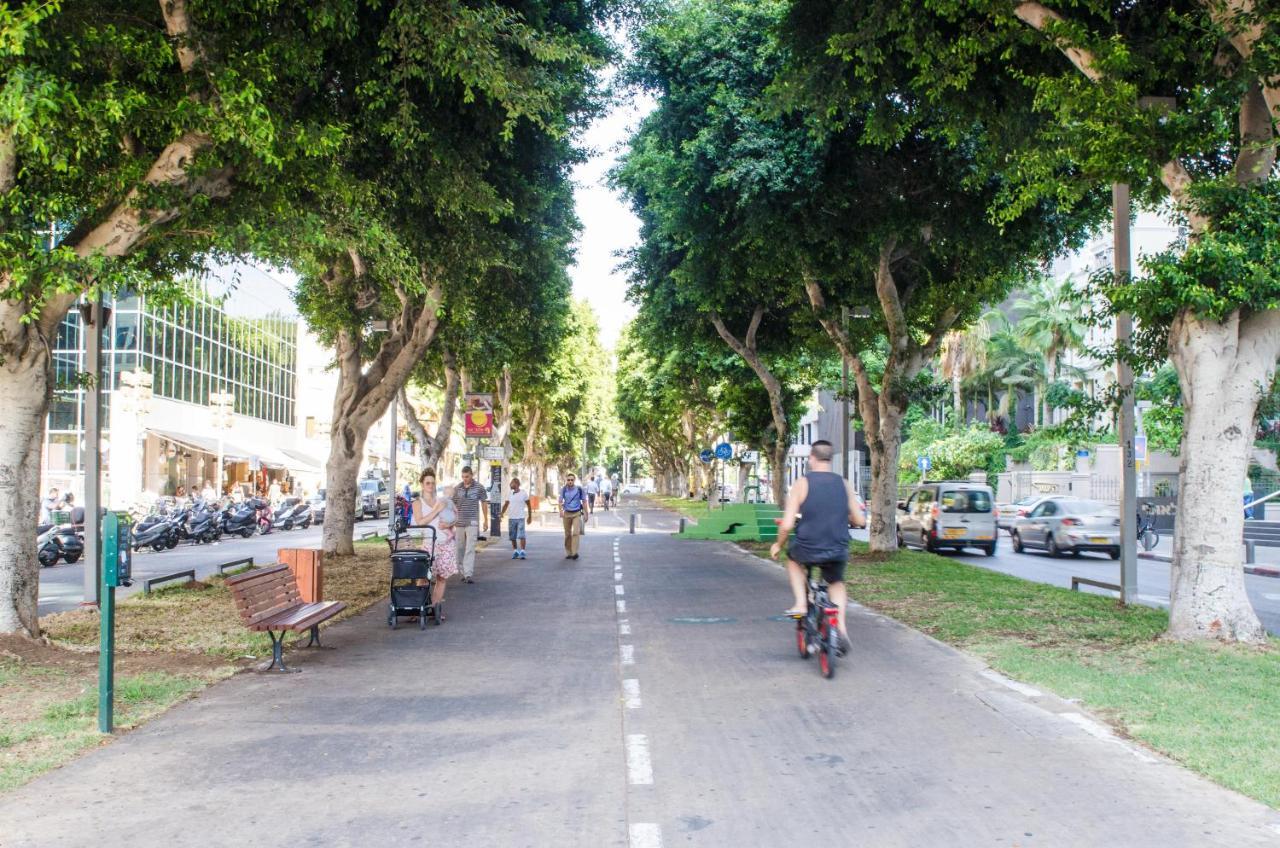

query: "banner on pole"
xmin=464 ymin=393 xmax=494 ymax=437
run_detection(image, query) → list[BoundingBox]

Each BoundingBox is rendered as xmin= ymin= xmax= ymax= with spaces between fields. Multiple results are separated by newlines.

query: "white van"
xmin=896 ymin=481 xmax=998 ymax=556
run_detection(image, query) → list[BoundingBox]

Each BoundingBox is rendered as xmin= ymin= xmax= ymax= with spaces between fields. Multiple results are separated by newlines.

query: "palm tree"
xmin=968 ymin=326 xmax=1042 ymax=430
xmin=938 ymin=310 xmax=999 ymax=423
xmin=1014 ymin=274 xmax=1089 ymax=425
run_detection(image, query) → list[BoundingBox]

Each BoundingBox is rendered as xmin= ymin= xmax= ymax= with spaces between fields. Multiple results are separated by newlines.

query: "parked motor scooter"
xmin=132 ymin=509 xmax=179 ymax=553
xmin=272 ymin=497 xmax=313 ymax=531
xmin=187 ymin=500 xmax=223 ymax=544
xmin=37 ymin=524 xmax=62 ymax=567
xmin=253 ymin=497 xmax=274 ymax=535
xmin=54 ymin=523 xmax=84 ymax=563
xmin=220 ymin=500 xmax=260 ymax=538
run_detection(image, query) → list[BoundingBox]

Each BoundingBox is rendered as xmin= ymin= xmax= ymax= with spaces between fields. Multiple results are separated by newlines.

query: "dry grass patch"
xmin=1 ymin=540 xmax=391 ymax=792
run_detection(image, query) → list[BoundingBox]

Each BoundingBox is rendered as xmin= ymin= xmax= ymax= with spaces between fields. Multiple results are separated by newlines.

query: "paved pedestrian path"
xmin=2 ymin=501 xmax=1278 ymax=847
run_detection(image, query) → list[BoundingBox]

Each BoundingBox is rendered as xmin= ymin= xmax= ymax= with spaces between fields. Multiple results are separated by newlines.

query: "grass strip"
xmin=646 ymin=495 xmax=712 ymax=521
xmin=1 ymin=539 xmax=392 ymax=793
xmin=738 ymin=539 xmax=1280 ymax=809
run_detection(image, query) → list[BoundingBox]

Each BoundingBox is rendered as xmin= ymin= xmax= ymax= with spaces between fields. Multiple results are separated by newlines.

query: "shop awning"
xmin=282 ymin=448 xmax=325 ymax=472
xmin=148 ymin=428 xmax=253 ymax=462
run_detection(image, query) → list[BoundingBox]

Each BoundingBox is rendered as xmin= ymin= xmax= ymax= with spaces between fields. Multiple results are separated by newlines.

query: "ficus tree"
xmin=780 ymin=0 xmax=1280 ymax=639
xmin=0 ymin=0 xmax=368 ymax=636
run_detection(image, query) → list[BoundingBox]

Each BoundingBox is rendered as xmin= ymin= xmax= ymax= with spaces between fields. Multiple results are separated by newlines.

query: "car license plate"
xmin=942 ymin=527 xmax=966 ymax=539
xmin=1089 ymin=536 xmax=1109 ymax=544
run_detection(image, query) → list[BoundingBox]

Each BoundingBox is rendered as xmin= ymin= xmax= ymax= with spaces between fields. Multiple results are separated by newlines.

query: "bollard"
xmin=592 ymin=513 xmax=599 ymax=529
xmin=629 ymin=513 xmax=636 ymax=534
xmin=679 ymin=517 xmax=686 ymax=534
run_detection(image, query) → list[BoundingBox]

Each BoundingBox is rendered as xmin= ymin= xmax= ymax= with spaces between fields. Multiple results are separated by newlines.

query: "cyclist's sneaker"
xmin=783 ymin=607 xmax=806 ymax=618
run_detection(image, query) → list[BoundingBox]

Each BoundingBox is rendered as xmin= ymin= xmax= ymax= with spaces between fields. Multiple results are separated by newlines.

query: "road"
xmin=2 ymin=500 xmax=1278 ymax=847
xmin=36 ymin=516 xmax=390 ymax=616
xmin=884 ymin=529 xmax=1280 ymax=636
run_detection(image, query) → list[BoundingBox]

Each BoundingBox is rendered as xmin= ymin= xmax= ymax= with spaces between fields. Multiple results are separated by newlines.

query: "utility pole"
xmin=79 ymin=299 xmax=107 ymax=609
xmin=387 ymin=403 xmax=398 ymax=536
xmin=1114 ymin=182 xmax=1138 ymax=605
xmin=841 ymin=306 xmax=850 ymax=481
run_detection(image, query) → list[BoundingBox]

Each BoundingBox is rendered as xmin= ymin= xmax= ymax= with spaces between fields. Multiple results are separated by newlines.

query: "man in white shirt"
xmin=500 ymin=477 xmax=533 ymax=560
xmin=585 ymin=475 xmax=600 ymax=512
xmin=600 ymin=476 xmax=613 ymax=510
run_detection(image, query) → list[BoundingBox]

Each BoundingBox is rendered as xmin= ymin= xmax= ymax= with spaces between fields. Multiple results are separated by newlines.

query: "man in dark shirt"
xmin=771 ymin=440 xmax=866 ymax=649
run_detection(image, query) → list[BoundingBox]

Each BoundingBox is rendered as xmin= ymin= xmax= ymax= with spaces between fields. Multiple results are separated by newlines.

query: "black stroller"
xmin=387 ymin=528 xmax=440 ymax=629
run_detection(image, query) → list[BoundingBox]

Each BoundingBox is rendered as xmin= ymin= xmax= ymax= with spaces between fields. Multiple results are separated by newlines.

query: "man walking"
xmin=501 ymin=477 xmax=532 ymax=559
xmin=585 ymin=474 xmax=599 ymax=513
xmin=600 ymin=475 xmax=613 ymax=511
xmin=558 ymin=473 xmax=588 ymax=560
xmin=451 ymin=466 xmax=488 ymax=583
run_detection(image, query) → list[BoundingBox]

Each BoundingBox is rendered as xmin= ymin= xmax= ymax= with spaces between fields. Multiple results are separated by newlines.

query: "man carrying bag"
xmin=558 ymin=473 xmax=589 ymax=560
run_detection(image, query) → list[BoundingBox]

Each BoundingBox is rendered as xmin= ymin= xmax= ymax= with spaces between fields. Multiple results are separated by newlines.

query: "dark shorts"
xmin=791 ymin=559 xmax=846 ymax=584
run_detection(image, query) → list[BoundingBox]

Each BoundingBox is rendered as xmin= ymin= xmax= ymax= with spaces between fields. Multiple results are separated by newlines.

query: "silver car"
xmin=1011 ymin=498 xmax=1120 ymax=559
xmin=996 ymin=495 xmax=1050 ymax=532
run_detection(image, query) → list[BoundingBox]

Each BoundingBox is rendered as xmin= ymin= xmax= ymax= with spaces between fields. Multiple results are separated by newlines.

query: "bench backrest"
xmin=226 ymin=564 xmax=301 ymax=627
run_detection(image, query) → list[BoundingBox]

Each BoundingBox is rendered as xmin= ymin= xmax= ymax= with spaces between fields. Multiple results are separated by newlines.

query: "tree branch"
xmin=744 ymin=306 xmax=764 ymax=352
xmin=0 ymin=131 xmax=14 ymax=195
xmin=159 ymin=0 xmax=206 ymax=74
xmin=1012 ymin=1 xmax=1103 ymax=81
xmin=875 ymin=239 xmax=909 ymax=356
xmin=1234 ymin=80 xmax=1275 ymax=184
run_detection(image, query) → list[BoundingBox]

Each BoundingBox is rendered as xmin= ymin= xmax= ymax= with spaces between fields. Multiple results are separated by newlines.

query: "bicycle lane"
xmin=613 ymin=524 xmax=1280 ymax=847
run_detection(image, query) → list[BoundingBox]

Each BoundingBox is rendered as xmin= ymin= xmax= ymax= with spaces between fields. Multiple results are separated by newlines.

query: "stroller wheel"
xmin=419 ymin=608 xmax=428 ymax=630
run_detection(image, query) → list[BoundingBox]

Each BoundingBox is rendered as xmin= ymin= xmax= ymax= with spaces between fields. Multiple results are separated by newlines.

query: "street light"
xmin=209 ymin=389 xmax=234 ymax=497
xmin=369 ymin=320 xmax=398 ymax=536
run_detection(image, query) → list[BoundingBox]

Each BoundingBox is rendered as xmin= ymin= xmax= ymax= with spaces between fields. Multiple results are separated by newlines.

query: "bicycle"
xmin=792 ymin=567 xmax=841 ymax=679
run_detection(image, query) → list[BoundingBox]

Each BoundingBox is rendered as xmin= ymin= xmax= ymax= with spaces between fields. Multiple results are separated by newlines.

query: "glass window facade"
xmin=46 ymin=285 xmax=299 ymax=478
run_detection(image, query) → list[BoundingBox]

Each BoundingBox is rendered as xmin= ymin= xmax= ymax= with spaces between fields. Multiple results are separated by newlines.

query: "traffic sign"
xmin=480 ymin=445 xmax=505 ymax=461
xmin=1134 ymin=435 xmax=1147 ymax=463
xmin=715 ymin=443 xmax=733 ymax=461
xmin=699 ymin=449 xmax=714 ymax=464
xmin=917 ymin=455 xmax=931 ymax=472
xmin=740 ymin=450 xmax=760 ymax=465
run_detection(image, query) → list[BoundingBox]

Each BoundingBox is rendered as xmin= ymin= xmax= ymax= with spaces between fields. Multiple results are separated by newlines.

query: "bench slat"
xmin=251 ymin=601 xmax=346 ymax=632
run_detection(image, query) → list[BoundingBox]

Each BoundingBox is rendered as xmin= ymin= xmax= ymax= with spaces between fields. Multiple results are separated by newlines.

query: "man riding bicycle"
xmin=770 ymin=440 xmax=867 ymax=653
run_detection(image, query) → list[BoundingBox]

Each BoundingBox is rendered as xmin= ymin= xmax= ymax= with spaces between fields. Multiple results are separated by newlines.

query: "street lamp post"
xmin=1113 ymin=183 xmax=1138 ymax=605
xmin=78 ymin=298 xmax=109 ymax=608
xmin=209 ymin=389 xmax=234 ymax=496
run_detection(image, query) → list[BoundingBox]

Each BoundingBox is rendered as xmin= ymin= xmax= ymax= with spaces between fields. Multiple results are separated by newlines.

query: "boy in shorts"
xmin=501 ymin=477 xmax=533 ymax=559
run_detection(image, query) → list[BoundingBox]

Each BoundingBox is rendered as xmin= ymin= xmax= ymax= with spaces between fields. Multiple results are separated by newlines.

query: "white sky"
xmin=569 ymin=80 xmax=655 ymax=348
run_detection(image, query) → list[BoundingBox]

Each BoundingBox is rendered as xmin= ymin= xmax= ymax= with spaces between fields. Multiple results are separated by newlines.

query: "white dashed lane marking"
xmin=626 ymin=734 xmax=654 ymax=784
xmin=617 ymin=600 xmax=627 ymax=613
xmin=623 ymin=678 xmax=642 ymax=709
xmin=619 ymin=620 xmax=631 ymax=636
xmin=629 ymin=823 xmax=663 ymax=848
xmin=621 ymin=644 xmax=635 ymax=665
xmin=615 ymin=584 xmax=625 ymax=596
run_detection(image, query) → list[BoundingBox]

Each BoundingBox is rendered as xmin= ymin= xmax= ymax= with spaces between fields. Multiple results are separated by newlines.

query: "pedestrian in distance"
xmin=600 ymin=475 xmax=613 ymax=511
xmin=585 ymin=474 xmax=599 ymax=512
xmin=267 ymin=478 xmax=282 ymax=508
xmin=501 ymin=477 xmax=533 ymax=559
xmin=770 ymin=440 xmax=867 ymax=654
xmin=451 ymin=466 xmax=488 ymax=583
xmin=41 ymin=487 xmax=62 ymax=524
xmin=201 ymin=479 xmax=217 ymax=502
xmin=412 ymin=469 xmax=457 ymax=616
xmin=559 ymin=472 xmax=588 ymax=560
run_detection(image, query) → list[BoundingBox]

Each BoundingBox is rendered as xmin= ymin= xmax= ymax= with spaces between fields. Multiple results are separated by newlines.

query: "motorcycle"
xmin=252 ymin=497 xmax=274 ymax=535
xmin=220 ymin=500 xmax=261 ymax=539
xmin=37 ymin=524 xmax=62 ymax=567
xmin=132 ymin=509 xmax=179 ymax=553
xmin=394 ymin=492 xmax=414 ymax=535
xmin=186 ymin=500 xmax=223 ymax=544
xmin=271 ymin=497 xmax=313 ymax=531
xmin=54 ymin=523 xmax=84 ymax=563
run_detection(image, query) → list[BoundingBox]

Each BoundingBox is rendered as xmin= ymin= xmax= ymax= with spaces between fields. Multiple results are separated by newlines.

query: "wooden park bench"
xmin=226 ymin=564 xmax=346 ymax=672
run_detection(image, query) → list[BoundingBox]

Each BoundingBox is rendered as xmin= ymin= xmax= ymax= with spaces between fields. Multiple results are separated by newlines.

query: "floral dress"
xmin=415 ymin=496 xmax=458 ymax=579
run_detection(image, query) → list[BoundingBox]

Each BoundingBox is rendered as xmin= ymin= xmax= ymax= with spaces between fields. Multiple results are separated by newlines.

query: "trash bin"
xmin=279 ymin=548 xmax=324 ymax=603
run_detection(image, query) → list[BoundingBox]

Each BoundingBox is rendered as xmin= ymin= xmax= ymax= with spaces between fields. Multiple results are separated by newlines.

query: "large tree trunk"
xmin=864 ymin=399 xmax=905 ymax=552
xmin=769 ymin=438 xmax=787 ymax=505
xmin=709 ymin=308 xmax=791 ymax=505
xmin=321 ymin=423 xmax=364 ymax=557
xmin=1165 ymin=308 xmax=1278 ymax=642
xmin=0 ymin=316 xmax=54 ymax=637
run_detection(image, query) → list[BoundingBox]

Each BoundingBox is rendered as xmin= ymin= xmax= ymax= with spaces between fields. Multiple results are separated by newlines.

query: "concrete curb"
xmin=1139 ymin=550 xmax=1280 ymax=578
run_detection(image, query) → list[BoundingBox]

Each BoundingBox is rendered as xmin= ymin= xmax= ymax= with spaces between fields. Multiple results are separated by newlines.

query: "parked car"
xmin=1011 ymin=498 xmax=1120 ymax=559
xmin=359 ymin=478 xmax=389 ymax=519
xmin=621 ymin=483 xmax=644 ymax=496
xmin=896 ymin=481 xmax=998 ymax=556
xmin=996 ymin=495 xmax=1051 ymax=532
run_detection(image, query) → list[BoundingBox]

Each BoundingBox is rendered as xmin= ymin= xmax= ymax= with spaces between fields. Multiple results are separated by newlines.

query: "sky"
xmin=568 ymin=75 xmax=655 ymax=349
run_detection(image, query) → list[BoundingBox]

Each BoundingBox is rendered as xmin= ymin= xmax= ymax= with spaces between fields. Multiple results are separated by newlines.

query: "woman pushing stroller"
xmin=411 ymin=468 xmax=458 ymax=617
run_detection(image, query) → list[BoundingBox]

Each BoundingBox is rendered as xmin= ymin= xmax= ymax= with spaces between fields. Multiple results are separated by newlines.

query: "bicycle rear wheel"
xmin=817 ymin=618 xmax=836 ymax=679
xmin=796 ymin=620 xmax=809 ymax=659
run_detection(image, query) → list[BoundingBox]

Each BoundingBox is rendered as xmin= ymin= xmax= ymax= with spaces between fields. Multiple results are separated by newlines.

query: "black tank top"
xmin=788 ymin=471 xmax=850 ymax=564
